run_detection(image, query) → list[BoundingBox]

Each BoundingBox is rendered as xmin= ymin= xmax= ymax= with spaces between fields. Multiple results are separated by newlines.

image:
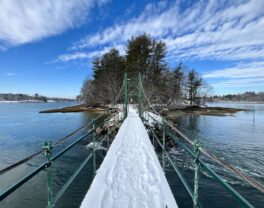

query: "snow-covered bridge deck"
xmin=80 ymin=107 xmax=178 ymax=208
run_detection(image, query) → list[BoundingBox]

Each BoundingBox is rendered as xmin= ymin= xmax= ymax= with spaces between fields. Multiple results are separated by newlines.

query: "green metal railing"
xmin=138 ymin=73 xmax=142 ymax=118
xmin=124 ymin=73 xmax=128 ymax=119
xmin=136 ymin=72 xmax=255 ymax=208
xmin=0 ymin=111 xmax=122 ymax=207
xmin=142 ymin=110 xmax=255 ymax=208
xmin=144 ymin=115 xmax=203 ymax=208
xmin=0 ymin=73 xmax=127 ymax=207
xmin=0 ymin=73 xmax=260 ymax=208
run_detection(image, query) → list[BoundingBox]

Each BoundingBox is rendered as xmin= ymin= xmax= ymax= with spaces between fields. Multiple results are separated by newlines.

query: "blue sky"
xmin=0 ymin=0 xmax=263 ymax=98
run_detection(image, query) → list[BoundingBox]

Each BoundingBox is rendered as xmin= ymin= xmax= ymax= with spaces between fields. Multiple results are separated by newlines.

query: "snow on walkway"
xmin=80 ymin=107 xmax=178 ymax=208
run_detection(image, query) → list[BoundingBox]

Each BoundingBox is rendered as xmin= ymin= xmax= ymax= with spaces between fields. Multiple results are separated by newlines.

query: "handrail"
xmin=0 ymin=129 xmax=92 ymax=201
xmin=0 ymin=113 xmax=106 ymax=175
xmin=144 ymin=108 xmax=264 ymax=194
xmin=142 ymin=110 xmax=255 ymax=208
xmin=167 ymin=120 xmax=264 ymax=194
xmin=1 ymin=73 xmax=259 ymax=208
xmin=0 ymin=110 xmax=122 ymax=205
xmin=53 ymin=134 xmax=108 ymax=205
xmin=0 ymin=74 xmax=128 ymax=206
xmin=148 ymin=126 xmax=194 ymax=199
xmin=167 ymin=131 xmax=254 ymax=208
xmin=149 ymin=126 xmax=204 ymax=208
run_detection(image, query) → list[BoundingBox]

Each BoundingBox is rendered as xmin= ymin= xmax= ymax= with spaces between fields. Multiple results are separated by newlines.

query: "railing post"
xmin=162 ymin=117 xmax=166 ymax=170
xmin=107 ymin=127 xmax=110 ymax=148
xmin=138 ymin=73 xmax=142 ymax=118
xmin=152 ymin=132 xmax=155 ymax=148
xmin=147 ymin=112 xmax=150 ymax=125
xmin=43 ymin=141 xmax=54 ymax=208
xmin=193 ymin=139 xmax=201 ymax=208
xmin=106 ymin=110 xmax=110 ymax=148
xmin=124 ymin=73 xmax=128 ymax=119
xmin=92 ymin=119 xmax=96 ymax=176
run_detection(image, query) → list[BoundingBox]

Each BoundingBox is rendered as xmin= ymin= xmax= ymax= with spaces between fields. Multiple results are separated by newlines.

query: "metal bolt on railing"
xmin=147 ymin=111 xmax=150 ymax=125
xmin=162 ymin=117 xmax=166 ymax=171
xmin=107 ymin=127 xmax=110 ymax=148
xmin=43 ymin=141 xmax=54 ymax=208
xmin=152 ymin=131 xmax=155 ymax=148
xmin=92 ymin=119 xmax=96 ymax=176
xmin=124 ymin=73 xmax=128 ymax=119
xmin=193 ymin=139 xmax=201 ymax=208
xmin=138 ymin=73 xmax=142 ymax=118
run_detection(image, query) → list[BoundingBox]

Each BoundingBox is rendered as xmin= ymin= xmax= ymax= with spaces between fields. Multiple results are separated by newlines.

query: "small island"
xmin=39 ymin=104 xmax=106 ymax=113
xmin=36 ymin=35 xmax=263 ymax=117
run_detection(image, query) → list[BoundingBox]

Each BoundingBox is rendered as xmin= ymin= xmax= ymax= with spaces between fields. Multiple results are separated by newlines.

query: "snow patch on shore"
xmin=143 ymin=111 xmax=163 ymax=127
xmin=86 ymin=142 xmax=107 ymax=151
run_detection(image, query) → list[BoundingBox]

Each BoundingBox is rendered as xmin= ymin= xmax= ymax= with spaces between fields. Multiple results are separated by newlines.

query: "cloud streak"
xmin=203 ymin=61 xmax=264 ymax=79
xmin=5 ymin=72 xmax=17 ymax=76
xmin=56 ymin=44 xmax=125 ymax=62
xmin=0 ymin=0 xmax=107 ymax=49
xmin=66 ymin=0 xmax=264 ymax=62
xmin=53 ymin=0 xmax=264 ymax=92
xmin=204 ymin=61 xmax=264 ymax=90
xmin=212 ymin=77 xmax=264 ymax=88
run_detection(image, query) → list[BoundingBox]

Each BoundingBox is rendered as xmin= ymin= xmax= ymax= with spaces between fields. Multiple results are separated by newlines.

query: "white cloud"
xmin=203 ymin=61 xmax=264 ymax=78
xmin=72 ymin=1 xmax=180 ymax=50
xmin=57 ymin=52 xmax=91 ymax=62
xmin=67 ymin=0 xmax=264 ymax=62
xmin=51 ymin=0 xmax=264 ymax=93
xmin=0 ymin=0 xmax=107 ymax=48
xmin=5 ymin=72 xmax=17 ymax=76
xmin=204 ymin=61 xmax=264 ymax=90
xmin=57 ymin=44 xmax=125 ymax=62
xmin=212 ymin=77 xmax=264 ymax=88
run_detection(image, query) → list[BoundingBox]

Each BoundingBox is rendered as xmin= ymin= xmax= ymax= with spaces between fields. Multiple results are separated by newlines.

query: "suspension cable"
xmin=108 ymin=80 xmax=125 ymax=108
xmin=140 ymin=79 xmax=264 ymax=194
xmin=0 ymin=76 xmax=127 ymax=175
xmin=0 ymin=113 xmax=107 ymax=175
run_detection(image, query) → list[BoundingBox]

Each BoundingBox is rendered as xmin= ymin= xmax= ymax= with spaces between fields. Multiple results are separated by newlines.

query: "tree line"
xmin=211 ymin=92 xmax=264 ymax=102
xmin=81 ymin=34 xmax=210 ymax=108
xmin=0 ymin=93 xmax=74 ymax=102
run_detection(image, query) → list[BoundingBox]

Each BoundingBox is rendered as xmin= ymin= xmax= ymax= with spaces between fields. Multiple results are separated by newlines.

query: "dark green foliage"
xmin=84 ymin=48 xmax=126 ymax=105
xmin=166 ymin=64 xmax=185 ymax=106
xmin=81 ymin=34 xmax=206 ymax=107
xmin=0 ymin=93 xmax=72 ymax=102
xmin=125 ymin=34 xmax=166 ymax=81
xmin=126 ymin=34 xmax=153 ymax=78
xmin=187 ymin=69 xmax=202 ymax=105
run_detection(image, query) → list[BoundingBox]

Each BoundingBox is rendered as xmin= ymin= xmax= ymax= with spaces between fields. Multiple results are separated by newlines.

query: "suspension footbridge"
xmin=0 ymin=73 xmax=263 ymax=208
xmin=81 ymin=107 xmax=177 ymax=208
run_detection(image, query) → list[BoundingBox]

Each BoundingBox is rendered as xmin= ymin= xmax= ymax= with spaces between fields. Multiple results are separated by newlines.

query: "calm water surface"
xmin=0 ymin=102 xmax=102 ymax=208
xmin=0 ymin=102 xmax=263 ymax=207
xmin=169 ymin=102 xmax=264 ymax=208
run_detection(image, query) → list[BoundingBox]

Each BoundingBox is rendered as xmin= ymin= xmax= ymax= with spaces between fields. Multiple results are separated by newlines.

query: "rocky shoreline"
xmin=39 ymin=104 xmax=106 ymax=113
xmin=39 ymin=103 xmax=249 ymax=118
xmin=164 ymin=105 xmax=249 ymax=120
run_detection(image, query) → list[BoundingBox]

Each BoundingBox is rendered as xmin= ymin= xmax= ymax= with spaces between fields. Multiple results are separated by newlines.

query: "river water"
xmin=0 ymin=102 xmax=263 ymax=207
xmin=169 ymin=102 xmax=264 ymax=208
